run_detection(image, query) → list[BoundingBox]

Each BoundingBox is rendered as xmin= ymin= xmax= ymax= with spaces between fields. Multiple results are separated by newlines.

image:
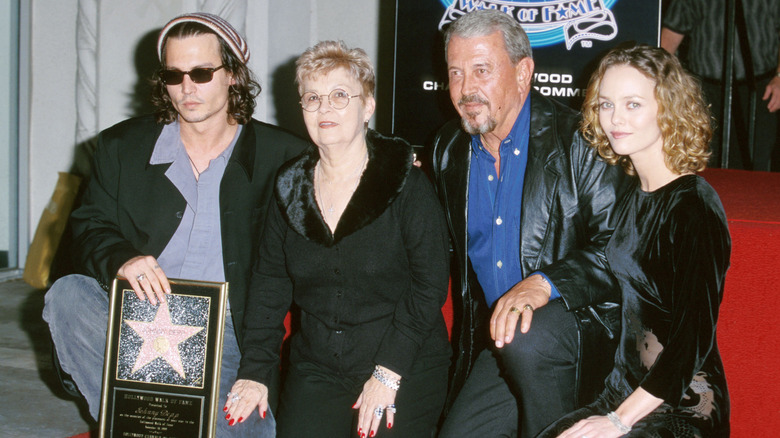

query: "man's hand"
xmin=490 ymin=274 xmax=551 ymax=348
xmin=117 ymin=255 xmax=171 ymax=305
xmin=763 ymin=76 xmax=780 ymax=113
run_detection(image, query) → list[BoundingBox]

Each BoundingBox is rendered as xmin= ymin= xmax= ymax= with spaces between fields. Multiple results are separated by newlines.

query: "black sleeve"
xmin=236 ymin=199 xmax=293 ymax=385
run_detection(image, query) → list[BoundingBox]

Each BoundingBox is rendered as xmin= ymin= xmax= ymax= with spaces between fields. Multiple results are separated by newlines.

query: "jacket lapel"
xmin=441 ymin=131 xmax=471 ymax=272
xmin=275 ymin=130 xmax=412 ymax=247
xmin=228 ymin=121 xmax=257 ymax=181
xmin=520 ymin=94 xmax=562 ymax=273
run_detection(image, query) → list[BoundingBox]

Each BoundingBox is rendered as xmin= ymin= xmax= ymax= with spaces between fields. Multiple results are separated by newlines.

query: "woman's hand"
xmin=353 ymin=366 xmax=400 ymax=438
xmin=557 ymin=387 xmax=661 ymax=437
xmin=223 ymin=379 xmax=269 ymax=426
xmin=556 ymin=415 xmax=623 ymax=438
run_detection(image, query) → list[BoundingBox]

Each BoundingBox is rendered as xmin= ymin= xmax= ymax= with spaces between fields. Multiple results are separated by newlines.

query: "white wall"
xmin=26 ymin=0 xmax=380 ymax=248
xmin=1 ymin=0 xmax=14 ymax=254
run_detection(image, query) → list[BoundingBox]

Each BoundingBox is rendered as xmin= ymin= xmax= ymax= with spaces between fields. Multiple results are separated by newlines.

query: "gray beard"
xmin=461 ymin=113 xmax=497 ymax=135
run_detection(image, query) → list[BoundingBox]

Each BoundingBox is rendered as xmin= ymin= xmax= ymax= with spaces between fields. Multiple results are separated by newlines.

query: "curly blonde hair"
xmin=295 ymin=40 xmax=375 ymax=100
xmin=581 ymin=43 xmax=712 ymax=175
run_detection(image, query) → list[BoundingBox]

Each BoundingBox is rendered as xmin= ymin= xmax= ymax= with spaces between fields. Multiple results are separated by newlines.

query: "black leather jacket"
xmin=430 ymin=91 xmax=629 ymax=408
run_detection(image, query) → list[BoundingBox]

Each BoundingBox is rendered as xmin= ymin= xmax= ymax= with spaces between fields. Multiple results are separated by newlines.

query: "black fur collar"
xmin=275 ymin=129 xmax=413 ymax=246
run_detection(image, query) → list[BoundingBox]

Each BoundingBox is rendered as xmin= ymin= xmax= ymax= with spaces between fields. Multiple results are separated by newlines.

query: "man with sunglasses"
xmin=42 ymin=12 xmax=307 ymax=437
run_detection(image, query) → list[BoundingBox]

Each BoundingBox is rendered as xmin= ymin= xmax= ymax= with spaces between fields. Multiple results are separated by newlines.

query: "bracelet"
xmin=607 ymin=411 xmax=631 ymax=434
xmin=372 ymin=366 xmax=401 ymax=391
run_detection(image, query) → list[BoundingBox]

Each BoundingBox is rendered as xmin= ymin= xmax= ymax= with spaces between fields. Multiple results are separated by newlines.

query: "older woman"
xmin=224 ymin=41 xmax=451 ymax=438
xmin=539 ymin=44 xmax=730 ymax=437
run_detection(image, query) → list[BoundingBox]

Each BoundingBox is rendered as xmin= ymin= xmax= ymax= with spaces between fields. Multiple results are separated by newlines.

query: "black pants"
xmin=439 ymin=300 xmax=579 ymax=438
xmin=275 ymin=360 xmax=448 ymax=438
xmin=702 ymin=74 xmax=780 ymax=171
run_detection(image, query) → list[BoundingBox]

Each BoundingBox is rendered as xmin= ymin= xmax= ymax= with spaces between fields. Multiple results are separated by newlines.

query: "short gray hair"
xmin=444 ymin=9 xmax=532 ymax=64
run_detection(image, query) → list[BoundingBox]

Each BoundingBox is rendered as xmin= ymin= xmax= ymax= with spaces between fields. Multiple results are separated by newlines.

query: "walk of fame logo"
xmin=117 ymin=291 xmax=209 ymax=388
xmin=438 ymin=0 xmax=619 ymax=50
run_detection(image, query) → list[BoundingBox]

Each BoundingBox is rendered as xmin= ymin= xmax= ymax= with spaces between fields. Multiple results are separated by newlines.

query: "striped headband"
xmin=157 ymin=12 xmax=250 ymax=64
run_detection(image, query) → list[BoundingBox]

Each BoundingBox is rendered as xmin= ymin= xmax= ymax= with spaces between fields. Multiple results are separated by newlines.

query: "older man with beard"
xmin=430 ymin=10 xmax=629 ymax=438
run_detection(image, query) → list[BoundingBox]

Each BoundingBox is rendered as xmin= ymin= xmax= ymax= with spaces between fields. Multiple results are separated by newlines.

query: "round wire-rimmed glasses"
xmin=300 ymin=89 xmax=361 ymax=112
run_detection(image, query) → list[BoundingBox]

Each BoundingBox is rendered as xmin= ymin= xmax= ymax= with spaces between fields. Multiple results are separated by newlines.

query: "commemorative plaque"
xmin=99 ymin=278 xmax=228 ymax=438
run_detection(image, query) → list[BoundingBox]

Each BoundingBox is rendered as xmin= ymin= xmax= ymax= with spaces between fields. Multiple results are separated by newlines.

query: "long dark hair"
xmin=151 ymin=21 xmax=260 ymax=124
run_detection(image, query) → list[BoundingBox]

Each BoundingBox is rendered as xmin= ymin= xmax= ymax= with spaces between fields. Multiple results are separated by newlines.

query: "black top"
xmin=237 ymin=130 xmax=451 ymax=385
xmin=604 ymin=174 xmax=730 ymax=427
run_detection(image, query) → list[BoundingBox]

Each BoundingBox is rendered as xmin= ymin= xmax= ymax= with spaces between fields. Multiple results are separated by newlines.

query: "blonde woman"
xmin=540 ymin=44 xmax=730 ymax=437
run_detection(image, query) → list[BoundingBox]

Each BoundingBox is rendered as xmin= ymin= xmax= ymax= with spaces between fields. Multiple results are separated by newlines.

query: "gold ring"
xmin=523 ymin=304 xmax=534 ymax=312
xmin=509 ymin=306 xmax=521 ymax=315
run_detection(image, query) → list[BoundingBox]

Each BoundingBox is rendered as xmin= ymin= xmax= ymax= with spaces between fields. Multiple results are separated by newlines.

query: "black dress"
xmin=237 ymin=130 xmax=452 ymax=438
xmin=539 ymin=175 xmax=730 ymax=437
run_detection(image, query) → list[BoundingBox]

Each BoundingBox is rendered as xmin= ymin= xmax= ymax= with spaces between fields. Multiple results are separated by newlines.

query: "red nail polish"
xmin=388 ymin=423 xmax=393 ymax=429
xmin=358 ymin=428 xmax=362 ymax=435
xmin=370 ymin=431 xmax=376 ymax=437
xmin=226 ymin=414 xmax=231 ymax=420
xmin=238 ymin=417 xmax=243 ymax=423
xmin=262 ymin=411 xmax=266 ymax=419
xmin=223 ymin=406 xmax=227 ymax=412
xmin=229 ymin=419 xmax=235 ymax=426
xmin=352 ymin=402 xmax=358 ymax=409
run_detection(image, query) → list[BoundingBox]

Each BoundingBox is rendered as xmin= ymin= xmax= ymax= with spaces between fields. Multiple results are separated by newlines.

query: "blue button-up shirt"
xmin=467 ymin=95 xmax=559 ymax=307
xmin=150 ymin=121 xmax=241 ymax=288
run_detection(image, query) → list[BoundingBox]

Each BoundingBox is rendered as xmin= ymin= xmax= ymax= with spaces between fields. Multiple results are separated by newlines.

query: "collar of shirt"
xmin=150 ymin=121 xmax=242 ymax=207
xmin=149 ymin=120 xmax=242 ymax=166
xmin=467 ymin=94 xmax=531 ymax=308
xmin=151 ymin=120 xmax=242 ymax=285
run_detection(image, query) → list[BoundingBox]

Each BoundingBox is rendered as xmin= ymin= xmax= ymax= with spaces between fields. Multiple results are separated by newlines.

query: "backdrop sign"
xmin=391 ymin=0 xmax=661 ymax=145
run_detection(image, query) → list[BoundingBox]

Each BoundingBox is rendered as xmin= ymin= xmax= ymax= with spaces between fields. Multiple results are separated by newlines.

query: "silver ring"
xmin=230 ymin=394 xmax=240 ymax=403
xmin=374 ymin=406 xmax=384 ymax=419
xmin=136 ymin=273 xmax=146 ymax=282
xmin=386 ymin=404 xmax=396 ymax=414
xmin=523 ymin=304 xmax=534 ymax=312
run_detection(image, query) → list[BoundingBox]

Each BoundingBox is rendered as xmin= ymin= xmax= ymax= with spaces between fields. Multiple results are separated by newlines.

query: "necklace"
xmin=316 ymin=152 xmax=368 ymax=217
xmin=186 ymin=153 xmax=206 ymax=180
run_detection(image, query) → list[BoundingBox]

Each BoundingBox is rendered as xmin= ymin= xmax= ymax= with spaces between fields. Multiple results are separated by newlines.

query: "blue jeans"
xmin=43 ymin=274 xmax=275 ymax=437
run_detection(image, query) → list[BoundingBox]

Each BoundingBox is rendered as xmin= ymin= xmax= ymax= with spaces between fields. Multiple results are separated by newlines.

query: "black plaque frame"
xmin=99 ymin=277 xmax=228 ymax=438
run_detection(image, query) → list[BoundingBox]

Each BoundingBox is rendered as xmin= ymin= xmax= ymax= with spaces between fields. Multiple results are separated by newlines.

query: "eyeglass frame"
xmin=300 ymin=88 xmax=362 ymax=112
xmin=159 ymin=65 xmax=225 ymax=85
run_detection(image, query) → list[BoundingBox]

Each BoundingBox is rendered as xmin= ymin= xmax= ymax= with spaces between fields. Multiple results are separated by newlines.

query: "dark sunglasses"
xmin=159 ymin=65 xmax=224 ymax=85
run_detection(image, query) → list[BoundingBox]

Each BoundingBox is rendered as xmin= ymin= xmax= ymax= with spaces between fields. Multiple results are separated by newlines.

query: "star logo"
xmin=125 ymin=301 xmax=204 ymax=379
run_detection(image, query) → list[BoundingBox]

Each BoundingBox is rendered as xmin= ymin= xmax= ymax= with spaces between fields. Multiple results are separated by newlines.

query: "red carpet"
xmin=702 ymin=169 xmax=780 ymax=436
